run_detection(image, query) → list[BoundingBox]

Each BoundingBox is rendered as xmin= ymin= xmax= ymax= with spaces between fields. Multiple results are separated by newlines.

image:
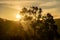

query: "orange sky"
xmin=0 ymin=0 xmax=60 ymax=21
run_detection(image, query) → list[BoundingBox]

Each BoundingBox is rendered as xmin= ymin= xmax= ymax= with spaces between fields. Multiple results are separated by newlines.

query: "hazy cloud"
xmin=0 ymin=0 xmax=60 ymax=20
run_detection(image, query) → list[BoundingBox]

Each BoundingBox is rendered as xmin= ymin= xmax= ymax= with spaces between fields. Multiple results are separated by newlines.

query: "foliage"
xmin=20 ymin=6 xmax=42 ymax=21
xmin=19 ymin=6 xmax=59 ymax=40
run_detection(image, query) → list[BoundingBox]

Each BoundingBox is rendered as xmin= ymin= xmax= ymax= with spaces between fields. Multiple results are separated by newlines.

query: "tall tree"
xmin=43 ymin=13 xmax=58 ymax=40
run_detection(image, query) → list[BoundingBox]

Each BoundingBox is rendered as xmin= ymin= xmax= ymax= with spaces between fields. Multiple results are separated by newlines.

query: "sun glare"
xmin=16 ymin=14 xmax=21 ymax=20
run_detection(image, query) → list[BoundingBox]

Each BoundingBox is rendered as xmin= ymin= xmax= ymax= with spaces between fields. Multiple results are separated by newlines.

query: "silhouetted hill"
xmin=55 ymin=19 xmax=60 ymax=26
xmin=54 ymin=19 xmax=60 ymax=33
xmin=0 ymin=18 xmax=60 ymax=33
xmin=0 ymin=18 xmax=34 ymax=40
xmin=0 ymin=18 xmax=60 ymax=40
xmin=0 ymin=18 xmax=25 ymax=36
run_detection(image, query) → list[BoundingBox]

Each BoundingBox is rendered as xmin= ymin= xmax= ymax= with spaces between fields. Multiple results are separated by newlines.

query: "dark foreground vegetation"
xmin=0 ymin=18 xmax=60 ymax=40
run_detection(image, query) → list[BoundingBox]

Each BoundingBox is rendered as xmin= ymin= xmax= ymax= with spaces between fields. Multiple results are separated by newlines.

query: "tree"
xmin=20 ymin=7 xmax=42 ymax=21
xmin=31 ymin=6 xmax=38 ymax=14
xmin=37 ymin=8 xmax=42 ymax=19
xmin=20 ymin=7 xmax=27 ymax=15
xmin=43 ymin=13 xmax=58 ymax=40
xmin=20 ymin=7 xmax=58 ymax=40
xmin=44 ymin=13 xmax=55 ymax=26
xmin=20 ymin=7 xmax=43 ymax=40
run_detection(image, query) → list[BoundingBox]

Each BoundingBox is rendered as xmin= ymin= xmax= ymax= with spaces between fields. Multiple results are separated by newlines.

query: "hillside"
xmin=0 ymin=18 xmax=34 ymax=40
xmin=55 ymin=19 xmax=60 ymax=33
xmin=0 ymin=18 xmax=60 ymax=40
xmin=0 ymin=18 xmax=60 ymax=34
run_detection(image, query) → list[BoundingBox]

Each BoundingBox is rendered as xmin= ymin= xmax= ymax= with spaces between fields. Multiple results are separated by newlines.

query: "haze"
xmin=0 ymin=0 xmax=60 ymax=21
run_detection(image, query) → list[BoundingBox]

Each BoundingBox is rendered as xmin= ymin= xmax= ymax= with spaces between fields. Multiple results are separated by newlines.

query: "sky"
xmin=0 ymin=0 xmax=60 ymax=21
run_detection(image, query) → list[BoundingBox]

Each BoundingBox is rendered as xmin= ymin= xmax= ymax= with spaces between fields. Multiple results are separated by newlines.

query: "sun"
xmin=16 ymin=14 xmax=21 ymax=20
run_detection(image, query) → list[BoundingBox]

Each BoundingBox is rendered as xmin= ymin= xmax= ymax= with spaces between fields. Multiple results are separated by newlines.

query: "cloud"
xmin=0 ymin=0 xmax=60 ymax=1
xmin=40 ymin=1 xmax=60 ymax=9
xmin=0 ymin=0 xmax=60 ymax=19
xmin=0 ymin=1 xmax=42 ymax=10
xmin=0 ymin=0 xmax=60 ymax=9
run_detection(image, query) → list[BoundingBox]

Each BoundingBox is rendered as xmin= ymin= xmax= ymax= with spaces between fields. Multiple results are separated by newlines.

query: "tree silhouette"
xmin=31 ymin=6 xmax=38 ymax=14
xmin=43 ymin=13 xmax=59 ymax=40
xmin=19 ymin=7 xmax=59 ymax=40
xmin=20 ymin=6 xmax=42 ymax=21
xmin=44 ymin=13 xmax=55 ymax=26
xmin=20 ymin=7 xmax=27 ymax=15
xmin=38 ymin=8 xmax=42 ymax=20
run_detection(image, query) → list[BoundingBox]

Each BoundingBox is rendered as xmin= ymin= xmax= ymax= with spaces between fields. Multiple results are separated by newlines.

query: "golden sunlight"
xmin=16 ymin=14 xmax=21 ymax=20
